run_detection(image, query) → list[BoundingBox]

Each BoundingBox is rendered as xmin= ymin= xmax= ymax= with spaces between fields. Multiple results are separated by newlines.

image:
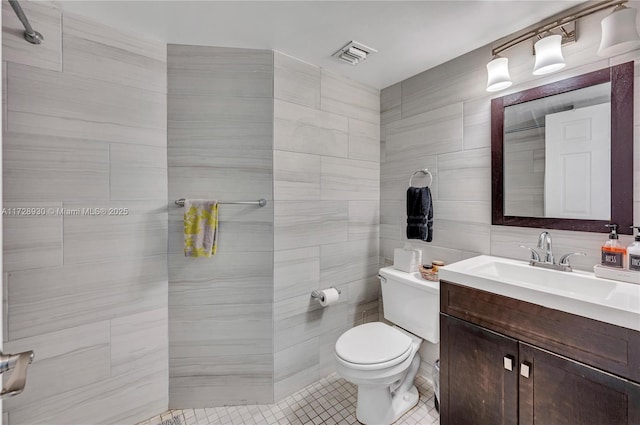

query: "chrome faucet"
xmin=537 ymin=231 xmax=554 ymax=264
xmin=519 ymin=231 xmax=586 ymax=272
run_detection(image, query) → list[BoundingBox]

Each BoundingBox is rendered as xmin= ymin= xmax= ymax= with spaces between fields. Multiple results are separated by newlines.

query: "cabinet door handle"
xmin=520 ymin=361 xmax=531 ymax=378
xmin=503 ymin=355 xmax=514 ymax=371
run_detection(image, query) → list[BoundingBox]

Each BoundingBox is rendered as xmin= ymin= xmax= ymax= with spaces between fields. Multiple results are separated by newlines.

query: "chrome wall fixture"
xmin=8 ymin=0 xmax=43 ymax=45
xmin=486 ymin=0 xmax=640 ymax=92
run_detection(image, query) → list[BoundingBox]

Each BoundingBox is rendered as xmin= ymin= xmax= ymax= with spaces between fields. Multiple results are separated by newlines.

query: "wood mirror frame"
xmin=491 ymin=61 xmax=634 ymax=235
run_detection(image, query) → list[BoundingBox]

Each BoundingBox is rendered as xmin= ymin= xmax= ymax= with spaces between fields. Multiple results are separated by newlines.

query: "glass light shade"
xmin=533 ymin=34 xmax=566 ymax=75
xmin=598 ymin=5 xmax=640 ymax=57
xmin=486 ymin=56 xmax=512 ymax=92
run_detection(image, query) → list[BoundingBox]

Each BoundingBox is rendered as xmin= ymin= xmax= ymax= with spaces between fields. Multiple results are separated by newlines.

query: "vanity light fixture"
xmin=532 ymin=33 xmax=566 ymax=75
xmin=485 ymin=0 xmax=640 ymax=92
xmin=486 ymin=55 xmax=512 ymax=92
xmin=598 ymin=4 xmax=640 ymax=56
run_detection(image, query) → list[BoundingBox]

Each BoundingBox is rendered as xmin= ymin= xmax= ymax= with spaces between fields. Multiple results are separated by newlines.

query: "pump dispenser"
xmin=601 ymin=224 xmax=626 ymax=268
xmin=627 ymin=226 xmax=640 ymax=271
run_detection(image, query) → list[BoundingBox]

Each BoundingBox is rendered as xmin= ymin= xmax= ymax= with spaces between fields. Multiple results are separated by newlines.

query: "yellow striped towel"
xmin=183 ymin=200 xmax=218 ymax=257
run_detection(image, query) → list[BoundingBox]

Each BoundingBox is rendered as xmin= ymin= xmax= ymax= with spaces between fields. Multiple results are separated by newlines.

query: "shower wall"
xmin=272 ymin=52 xmax=380 ymax=399
xmin=2 ymin=2 xmax=168 ymax=424
xmin=167 ymin=44 xmax=275 ymax=407
xmin=167 ymin=48 xmax=380 ymax=407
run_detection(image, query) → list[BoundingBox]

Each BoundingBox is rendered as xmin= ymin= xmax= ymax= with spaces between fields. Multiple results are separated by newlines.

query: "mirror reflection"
xmin=503 ymin=82 xmax=611 ymax=220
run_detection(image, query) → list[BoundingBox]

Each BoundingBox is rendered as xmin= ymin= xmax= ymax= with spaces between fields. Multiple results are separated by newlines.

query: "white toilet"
xmin=334 ymin=266 xmax=440 ymax=425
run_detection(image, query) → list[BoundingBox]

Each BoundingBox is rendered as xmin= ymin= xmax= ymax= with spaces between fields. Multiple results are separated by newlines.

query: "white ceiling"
xmin=60 ymin=1 xmax=586 ymax=89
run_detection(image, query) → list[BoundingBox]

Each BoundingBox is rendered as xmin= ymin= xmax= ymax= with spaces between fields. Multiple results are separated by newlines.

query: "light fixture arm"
xmin=492 ymin=0 xmax=628 ymax=56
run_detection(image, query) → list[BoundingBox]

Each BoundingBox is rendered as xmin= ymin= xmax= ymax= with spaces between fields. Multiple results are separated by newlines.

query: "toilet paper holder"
xmin=311 ymin=287 xmax=341 ymax=303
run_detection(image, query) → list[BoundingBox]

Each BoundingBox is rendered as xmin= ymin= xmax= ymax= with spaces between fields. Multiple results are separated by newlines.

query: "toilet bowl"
xmin=334 ymin=266 xmax=439 ymax=425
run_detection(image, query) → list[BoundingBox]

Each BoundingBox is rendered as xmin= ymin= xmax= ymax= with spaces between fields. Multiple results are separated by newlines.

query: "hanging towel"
xmin=184 ymin=199 xmax=219 ymax=257
xmin=406 ymin=187 xmax=433 ymax=242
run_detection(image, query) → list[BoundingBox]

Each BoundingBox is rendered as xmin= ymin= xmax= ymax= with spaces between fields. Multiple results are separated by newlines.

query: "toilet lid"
xmin=335 ymin=322 xmax=413 ymax=365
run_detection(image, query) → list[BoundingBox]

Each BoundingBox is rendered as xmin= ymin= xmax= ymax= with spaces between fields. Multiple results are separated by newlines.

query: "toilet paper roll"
xmin=318 ymin=288 xmax=340 ymax=307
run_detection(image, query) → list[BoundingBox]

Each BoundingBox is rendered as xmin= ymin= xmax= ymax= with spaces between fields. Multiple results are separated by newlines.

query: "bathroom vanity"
xmin=438 ymin=256 xmax=640 ymax=425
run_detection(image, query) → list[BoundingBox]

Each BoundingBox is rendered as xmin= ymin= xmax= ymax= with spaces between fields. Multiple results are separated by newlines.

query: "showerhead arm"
xmin=8 ymin=0 xmax=43 ymax=45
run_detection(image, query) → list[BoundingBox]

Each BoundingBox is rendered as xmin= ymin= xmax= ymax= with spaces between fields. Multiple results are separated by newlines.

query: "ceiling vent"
xmin=332 ymin=41 xmax=377 ymax=65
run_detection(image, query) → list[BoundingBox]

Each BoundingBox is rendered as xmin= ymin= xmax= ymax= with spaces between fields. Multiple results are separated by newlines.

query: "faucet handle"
xmin=519 ymin=245 xmax=541 ymax=262
xmin=559 ymin=252 xmax=587 ymax=266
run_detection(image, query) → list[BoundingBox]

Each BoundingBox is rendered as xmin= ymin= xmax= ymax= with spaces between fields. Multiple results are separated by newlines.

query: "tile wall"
xmin=272 ymin=52 xmax=380 ymax=399
xmin=2 ymin=2 xmax=169 ymax=424
xmin=167 ymin=45 xmax=275 ymax=408
xmin=380 ymin=2 xmax=640 ymax=383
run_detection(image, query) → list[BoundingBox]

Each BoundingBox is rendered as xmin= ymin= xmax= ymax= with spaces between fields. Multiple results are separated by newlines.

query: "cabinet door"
xmin=440 ymin=314 xmax=519 ymax=425
xmin=519 ymin=342 xmax=640 ymax=425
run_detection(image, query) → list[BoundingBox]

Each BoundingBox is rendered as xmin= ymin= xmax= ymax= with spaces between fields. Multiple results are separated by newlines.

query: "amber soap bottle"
xmin=601 ymin=224 xmax=626 ymax=268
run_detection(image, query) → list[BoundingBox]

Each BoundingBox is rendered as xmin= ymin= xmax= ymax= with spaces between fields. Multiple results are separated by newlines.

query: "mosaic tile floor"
xmin=138 ymin=374 xmax=439 ymax=425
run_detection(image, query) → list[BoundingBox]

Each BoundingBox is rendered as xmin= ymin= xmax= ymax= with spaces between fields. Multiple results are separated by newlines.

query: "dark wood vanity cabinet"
xmin=440 ymin=281 xmax=640 ymax=425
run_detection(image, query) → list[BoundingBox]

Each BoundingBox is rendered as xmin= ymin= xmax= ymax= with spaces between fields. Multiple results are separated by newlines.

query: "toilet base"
xmin=355 ymin=384 xmax=419 ymax=425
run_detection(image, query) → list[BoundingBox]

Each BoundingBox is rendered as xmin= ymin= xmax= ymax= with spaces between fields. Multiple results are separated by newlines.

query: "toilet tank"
xmin=379 ymin=266 xmax=440 ymax=343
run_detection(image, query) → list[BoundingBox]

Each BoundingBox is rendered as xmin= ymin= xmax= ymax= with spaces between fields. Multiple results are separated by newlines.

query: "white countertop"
xmin=439 ymin=255 xmax=640 ymax=332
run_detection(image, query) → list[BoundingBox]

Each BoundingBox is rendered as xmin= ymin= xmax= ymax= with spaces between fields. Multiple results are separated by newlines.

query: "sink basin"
xmin=439 ymin=255 xmax=640 ymax=332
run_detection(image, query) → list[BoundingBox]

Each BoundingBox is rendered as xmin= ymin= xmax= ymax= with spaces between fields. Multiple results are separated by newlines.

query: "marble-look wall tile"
xmin=274 ymin=51 xmax=320 ymax=108
xmin=463 ymin=96 xmax=491 ymax=150
xmin=9 ymin=365 xmax=166 ymax=425
xmin=4 ymin=341 xmax=111 ymax=412
xmin=320 ymin=156 xmax=379 ymax=201
xmin=273 ymin=150 xmax=321 ymax=200
xmin=3 ymin=202 xmax=62 ymax=272
xmin=7 ymin=255 xmax=167 ymax=340
xmin=111 ymin=308 xmax=168 ymax=376
xmin=169 ymin=251 xmax=273 ymax=305
xmin=381 ymin=83 xmax=401 ymax=125
xmin=381 ymin=154 xmax=438 ymax=202
xmin=490 ymin=225 xmax=618 ymax=272
xmin=3 ymin=6 xmax=169 ymax=425
xmin=3 ymin=132 xmax=110 ymax=202
xmin=169 ymin=300 xmax=273 ymax=407
xmin=274 ymin=247 xmax=320 ymax=302
xmin=62 ymin=202 xmax=168 ymax=264
xmin=272 ymin=53 xmax=380 ymax=400
xmin=385 ymin=103 xmax=463 ymax=162
xmin=274 ymin=338 xmax=320 ymax=397
xmin=168 ymin=44 xmax=273 ymax=98
xmin=430 ymin=219 xmax=490 ymax=254
xmin=401 ymin=46 xmax=489 ymax=119
xmin=7 ymin=63 xmax=166 ymax=147
xmin=168 ymin=44 xmax=274 ymax=407
xmin=3 ymin=321 xmax=110 ymax=411
xmin=274 ymin=201 xmax=348 ymax=250
xmin=111 ymin=144 xmax=167 ymax=201
xmin=2 ymin=61 xmax=6 ymax=133
xmin=274 ymin=294 xmax=323 ymax=352
xmin=63 ymin=13 xmax=167 ymax=93
xmin=349 ymin=118 xmax=380 ymax=162
xmin=437 ymin=148 xmax=490 ymax=201
xmin=274 ymin=98 xmax=348 ymax=157
xmin=433 ymin=200 xmax=491 ymax=224
xmin=348 ymin=201 xmax=380 ymax=241
xmin=320 ymin=239 xmax=379 ymax=287
xmin=321 ymin=70 xmax=379 ymax=124
xmin=2 ymin=0 xmax=61 ymax=71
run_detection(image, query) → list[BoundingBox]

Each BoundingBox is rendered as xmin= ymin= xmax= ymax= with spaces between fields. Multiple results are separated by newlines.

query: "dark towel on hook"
xmin=406 ymin=186 xmax=433 ymax=242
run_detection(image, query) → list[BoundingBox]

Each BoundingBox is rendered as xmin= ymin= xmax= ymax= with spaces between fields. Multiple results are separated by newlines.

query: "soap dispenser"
xmin=627 ymin=226 xmax=640 ymax=271
xmin=601 ymin=224 xmax=626 ymax=268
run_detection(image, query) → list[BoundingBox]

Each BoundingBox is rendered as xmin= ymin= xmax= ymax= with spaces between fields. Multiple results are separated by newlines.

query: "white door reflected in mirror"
xmin=544 ymin=103 xmax=611 ymax=220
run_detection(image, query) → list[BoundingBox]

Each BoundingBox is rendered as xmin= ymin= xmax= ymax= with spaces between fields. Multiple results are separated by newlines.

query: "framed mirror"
xmin=491 ymin=61 xmax=634 ymax=234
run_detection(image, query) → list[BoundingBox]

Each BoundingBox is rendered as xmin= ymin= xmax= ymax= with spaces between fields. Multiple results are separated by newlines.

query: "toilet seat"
xmin=335 ymin=322 xmax=413 ymax=370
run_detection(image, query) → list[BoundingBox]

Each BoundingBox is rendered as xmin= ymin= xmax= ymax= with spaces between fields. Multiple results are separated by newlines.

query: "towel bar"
xmin=175 ymin=198 xmax=267 ymax=207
